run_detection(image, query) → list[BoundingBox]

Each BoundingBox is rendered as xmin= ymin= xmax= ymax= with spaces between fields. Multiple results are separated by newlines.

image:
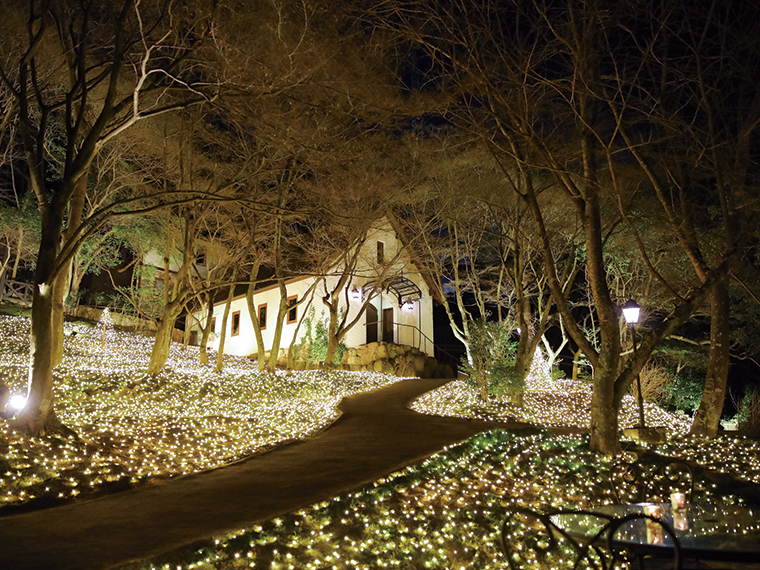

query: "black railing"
xmin=501 ymin=507 xmax=682 ymax=570
xmin=365 ymin=319 xmax=461 ymax=372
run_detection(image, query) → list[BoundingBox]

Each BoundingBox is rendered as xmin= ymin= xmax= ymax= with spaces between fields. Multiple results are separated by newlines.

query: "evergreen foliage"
xmin=298 ymin=308 xmax=348 ymax=365
xmin=459 ymin=319 xmax=521 ymax=401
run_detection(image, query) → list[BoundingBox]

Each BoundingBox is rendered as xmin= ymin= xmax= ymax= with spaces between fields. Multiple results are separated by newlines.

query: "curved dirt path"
xmin=0 ymin=377 xmax=525 ymax=570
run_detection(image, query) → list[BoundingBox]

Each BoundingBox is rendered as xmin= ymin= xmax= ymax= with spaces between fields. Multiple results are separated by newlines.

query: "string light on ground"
xmin=135 ymin=429 xmax=757 ymax=570
xmin=2 ymin=316 xmax=757 ymax=569
xmin=0 ymin=315 xmax=402 ymax=506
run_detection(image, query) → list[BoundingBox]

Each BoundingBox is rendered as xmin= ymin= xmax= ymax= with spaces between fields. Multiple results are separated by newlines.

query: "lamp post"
xmin=622 ymin=299 xmax=646 ymax=428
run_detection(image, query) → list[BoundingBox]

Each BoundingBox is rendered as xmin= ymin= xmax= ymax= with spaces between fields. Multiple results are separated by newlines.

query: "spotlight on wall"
xmin=350 ymin=287 xmax=362 ymax=301
xmin=402 ymin=300 xmax=415 ymax=311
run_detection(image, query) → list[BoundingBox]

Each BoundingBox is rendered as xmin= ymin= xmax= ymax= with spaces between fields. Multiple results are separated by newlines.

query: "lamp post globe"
xmin=623 ymin=299 xmax=646 ymax=429
xmin=622 ymin=299 xmax=640 ymax=325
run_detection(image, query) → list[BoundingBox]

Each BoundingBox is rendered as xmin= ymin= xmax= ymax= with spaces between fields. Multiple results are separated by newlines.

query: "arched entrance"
xmin=366 ymin=304 xmax=378 ymax=343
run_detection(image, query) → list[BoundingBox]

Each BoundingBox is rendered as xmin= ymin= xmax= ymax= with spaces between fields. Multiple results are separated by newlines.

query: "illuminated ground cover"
xmin=0 ymin=314 xmax=404 ymax=507
xmin=4 ymin=314 xmax=760 ymax=569
xmin=410 ymin=377 xmax=691 ymax=435
xmin=409 ymin=355 xmax=760 ymax=484
xmin=126 ymin=349 xmax=760 ymax=570
xmin=128 ymin=429 xmax=760 ymax=570
xmin=410 ymin=352 xmax=692 ymax=436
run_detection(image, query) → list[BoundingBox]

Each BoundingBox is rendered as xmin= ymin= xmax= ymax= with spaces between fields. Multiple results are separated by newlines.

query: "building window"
xmin=196 ymin=252 xmax=206 ymax=266
xmin=231 ymin=311 xmax=241 ymax=336
xmin=154 ymin=277 xmax=164 ymax=290
xmin=210 ymin=317 xmax=216 ymax=333
xmin=287 ymin=295 xmax=298 ymax=324
xmin=258 ymin=303 xmax=267 ymax=330
xmin=377 ymin=241 xmax=385 ymax=264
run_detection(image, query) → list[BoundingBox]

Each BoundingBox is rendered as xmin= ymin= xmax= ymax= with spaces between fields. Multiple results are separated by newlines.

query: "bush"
xmin=629 ymin=362 xmax=673 ymax=402
xmin=737 ymin=388 xmax=760 ymax=437
xmin=658 ymin=371 xmax=704 ymax=413
xmin=297 ymin=308 xmax=347 ymax=365
xmin=459 ymin=319 xmax=520 ymax=402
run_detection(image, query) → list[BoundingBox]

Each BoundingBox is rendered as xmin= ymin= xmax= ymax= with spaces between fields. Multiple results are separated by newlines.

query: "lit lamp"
xmin=643 ymin=504 xmax=664 ymax=544
xmin=622 ymin=299 xmax=646 ymax=428
xmin=10 ymin=395 xmax=27 ymax=409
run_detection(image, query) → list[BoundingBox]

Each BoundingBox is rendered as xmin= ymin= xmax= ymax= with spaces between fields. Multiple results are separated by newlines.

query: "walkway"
xmin=0 ymin=378 xmax=526 ymax=570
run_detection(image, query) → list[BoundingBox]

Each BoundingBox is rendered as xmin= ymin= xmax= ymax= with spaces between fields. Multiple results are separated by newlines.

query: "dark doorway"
xmin=366 ymin=304 xmax=378 ymax=343
xmin=383 ymin=307 xmax=394 ymax=343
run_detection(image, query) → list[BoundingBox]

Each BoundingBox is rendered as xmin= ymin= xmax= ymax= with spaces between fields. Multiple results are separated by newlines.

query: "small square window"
xmin=287 ymin=295 xmax=298 ymax=324
xmin=196 ymin=252 xmax=206 ymax=266
xmin=155 ymin=277 xmax=164 ymax=290
xmin=377 ymin=241 xmax=385 ymax=264
xmin=231 ymin=311 xmax=241 ymax=336
xmin=258 ymin=303 xmax=267 ymax=330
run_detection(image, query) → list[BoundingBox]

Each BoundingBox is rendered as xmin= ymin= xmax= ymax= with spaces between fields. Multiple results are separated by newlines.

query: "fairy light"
xmin=0 ymin=315 xmax=402 ymax=506
xmin=133 ymin=427 xmax=757 ymax=570
xmin=1 ymin=315 xmax=756 ymax=569
xmin=130 ymin=348 xmax=756 ymax=570
xmin=411 ymin=347 xmax=691 ymax=435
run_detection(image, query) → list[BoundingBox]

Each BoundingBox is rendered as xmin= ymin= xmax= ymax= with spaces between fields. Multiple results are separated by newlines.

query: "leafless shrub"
xmin=628 ymin=362 xmax=673 ymax=402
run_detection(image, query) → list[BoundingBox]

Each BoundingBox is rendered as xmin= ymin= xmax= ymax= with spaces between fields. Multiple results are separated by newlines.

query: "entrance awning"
xmin=363 ymin=275 xmax=421 ymax=306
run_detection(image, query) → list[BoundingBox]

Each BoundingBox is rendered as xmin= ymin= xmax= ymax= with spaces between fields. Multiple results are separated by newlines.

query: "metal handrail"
xmin=365 ymin=319 xmax=461 ymax=370
xmin=501 ymin=507 xmax=682 ymax=570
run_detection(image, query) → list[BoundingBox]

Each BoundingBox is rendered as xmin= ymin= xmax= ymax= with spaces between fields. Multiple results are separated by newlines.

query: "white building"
xmin=194 ymin=218 xmax=439 ymax=360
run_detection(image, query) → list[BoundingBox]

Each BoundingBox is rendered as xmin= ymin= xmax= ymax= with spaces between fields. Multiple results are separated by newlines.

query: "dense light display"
xmin=2 ymin=315 xmax=757 ymax=570
xmin=0 ymin=315 xmax=403 ymax=506
xmin=411 ymin=349 xmax=691 ymax=435
xmin=134 ymin=430 xmax=758 ymax=570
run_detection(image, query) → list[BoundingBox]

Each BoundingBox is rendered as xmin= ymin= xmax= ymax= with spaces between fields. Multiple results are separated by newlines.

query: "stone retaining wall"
xmin=261 ymin=341 xmax=455 ymax=378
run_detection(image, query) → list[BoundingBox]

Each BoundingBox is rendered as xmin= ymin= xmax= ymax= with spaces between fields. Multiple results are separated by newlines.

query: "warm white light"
xmin=10 ymin=395 xmax=27 ymax=409
xmin=622 ymin=300 xmax=640 ymax=324
xmin=350 ymin=288 xmax=362 ymax=301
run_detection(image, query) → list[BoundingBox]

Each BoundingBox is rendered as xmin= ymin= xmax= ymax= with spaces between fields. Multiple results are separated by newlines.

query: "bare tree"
xmin=373 ymin=0 xmax=729 ymax=453
xmin=0 ymin=0 xmax=217 ymax=434
xmin=602 ymin=0 xmax=760 ymax=437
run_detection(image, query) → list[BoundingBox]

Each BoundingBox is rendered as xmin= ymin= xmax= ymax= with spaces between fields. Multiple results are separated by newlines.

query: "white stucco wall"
xmin=194 ymin=219 xmax=436 ymax=358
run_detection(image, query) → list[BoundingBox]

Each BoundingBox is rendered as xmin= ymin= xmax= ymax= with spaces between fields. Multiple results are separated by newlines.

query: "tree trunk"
xmin=52 ymin=176 xmax=87 ymax=366
xmin=588 ymin=362 xmax=622 ymax=455
xmin=215 ymin=276 xmax=236 ymax=373
xmin=690 ymin=281 xmax=731 ymax=437
xmin=69 ymin=260 xmax=85 ymax=309
xmin=199 ymin=293 xmax=213 ymax=365
xmin=15 ymin=219 xmax=62 ymax=435
xmin=572 ymin=347 xmax=583 ymax=381
xmin=147 ymin=315 xmax=178 ymax=375
xmin=267 ymin=281 xmax=288 ymax=373
xmin=244 ymin=259 xmax=266 ymax=370
xmin=51 ymin=266 xmax=70 ymax=366
xmin=11 ymin=229 xmax=22 ymax=278
xmin=323 ymin=302 xmax=340 ymax=367
xmin=324 ymin=333 xmax=340 ymax=368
